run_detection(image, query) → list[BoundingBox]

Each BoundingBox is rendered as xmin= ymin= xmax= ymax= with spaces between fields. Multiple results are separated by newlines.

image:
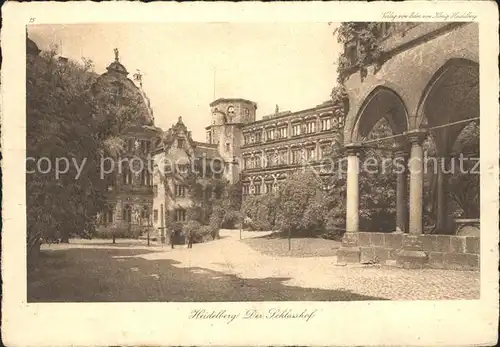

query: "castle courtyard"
xmin=28 ymin=230 xmax=479 ymax=302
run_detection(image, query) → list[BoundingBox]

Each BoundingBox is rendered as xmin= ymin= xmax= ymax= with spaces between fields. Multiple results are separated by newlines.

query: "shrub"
xmin=195 ymin=225 xmax=214 ymax=243
xmin=242 ymin=193 xmax=279 ymax=231
xmin=183 ymin=220 xmax=201 ymax=241
xmin=222 ymin=210 xmax=242 ymax=229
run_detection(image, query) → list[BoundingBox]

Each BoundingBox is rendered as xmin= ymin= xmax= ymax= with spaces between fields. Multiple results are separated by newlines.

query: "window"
xmin=242 ymin=185 xmax=250 ymax=195
xmin=319 ymin=145 xmax=329 ymax=160
xmin=243 ymin=157 xmax=250 ymax=170
xmin=127 ymin=139 xmax=134 ymax=152
xmin=123 ymin=205 xmax=132 ymax=224
xmin=177 ymin=138 xmax=185 ymax=148
xmin=292 ymin=123 xmax=301 ymax=136
xmin=305 ymin=121 xmax=316 ymax=134
xmin=207 ymin=131 xmax=212 ymax=144
xmin=278 ymin=126 xmax=287 ymax=139
xmin=321 ymin=118 xmax=332 ymax=131
xmin=175 ymin=209 xmax=186 ymax=222
xmin=225 ymin=143 xmax=231 ymax=152
xmin=254 ymin=184 xmax=261 ymax=195
xmin=141 ymin=206 xmax=150 ymax=225
xmin=153 ymin=184 xmax=158 ymax=197
xmin=153 ymin=209 xmax=159 ymax=223
xmin=306 ymin=147 xmax=316 ymax=161
xmin=291 ymin=149 xmax=301 ymax=164
xmin=255 ymin=132 xmax=262 ymax=143
xmin=279 ymin=151 xmax=288 ymax=165
xmin=255 ymin=154 xmax=262 ymax=168
xmin=265 ymin=183 xmax=273 ymax=193
xmin=244 ymin=135 xmax=251 ymax=145
xmin=266 ymin=129 xmax=275 ymax=141
xmin=175 ymin=185 xmax=186 ymax=197
xmin=122 ymin=164 xmax=132 ymax=185
xmin=103 ymin=207 xmax=113 ymax=225
xmin=140 ymin=140 xmax=150 ymax=154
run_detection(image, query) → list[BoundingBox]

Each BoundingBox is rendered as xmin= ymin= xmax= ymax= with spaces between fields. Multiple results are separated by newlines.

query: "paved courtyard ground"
xmin=28 ymin=230 xmax=480 ymax=302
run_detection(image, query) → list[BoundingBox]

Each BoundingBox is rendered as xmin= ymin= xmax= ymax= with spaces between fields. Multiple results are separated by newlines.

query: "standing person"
xmin=169 ymin=228 xmax=175 ymax=249
xmin=186 ymin=228 xmax=193 ymax=249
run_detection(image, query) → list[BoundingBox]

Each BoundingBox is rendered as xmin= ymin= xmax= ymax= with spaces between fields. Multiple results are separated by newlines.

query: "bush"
xmin=183 ymin=220 xmax=201 ymax=240
xmin=195 ymin=225 xmax=215 ymax=243
xmin=242 ymin=193 xmax=279 ymax=231
xmin=222 ymin=210 xmax=241 ymax=229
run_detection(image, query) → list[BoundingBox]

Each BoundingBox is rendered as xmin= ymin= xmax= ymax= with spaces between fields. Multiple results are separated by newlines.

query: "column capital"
xmin=344 ymin=143 xmax=363 ymax=156
xmin=404 ymin=129 xmax=427 ymax=145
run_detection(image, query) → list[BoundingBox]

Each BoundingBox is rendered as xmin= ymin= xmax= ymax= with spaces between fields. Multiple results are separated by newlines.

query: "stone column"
xmin=397 ymin=130 xmax=428 ymax=269
xmin=435 ymin=156 xmax=450 ymax=233
xmin=337 ymin=144 xmax=361 ymax=263
xmin=407 ymin=131 xmax=426 ymax=235
xmin=394 ymin=147 xmax=409 ymax=233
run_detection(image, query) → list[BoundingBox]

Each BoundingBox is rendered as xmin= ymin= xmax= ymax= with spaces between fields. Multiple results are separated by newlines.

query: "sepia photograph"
xmin=2 ymin=2 xmax=498 ymax=346
xmin=26 ymin=21 xmax=481 ymax=303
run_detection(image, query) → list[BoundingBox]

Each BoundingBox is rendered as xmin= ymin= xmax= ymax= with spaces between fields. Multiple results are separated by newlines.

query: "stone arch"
xmin=416 ymin=58 xmax=479 ymax=155
xmin=350 ymin=85 xmax=409 ymax=144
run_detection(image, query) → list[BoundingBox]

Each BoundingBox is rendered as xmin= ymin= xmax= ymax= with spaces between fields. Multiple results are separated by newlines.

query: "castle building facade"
xmin=149 ymin=97 xmax=344 ymax=236
xmin=93 ymin=51 xmax=161 ymax=236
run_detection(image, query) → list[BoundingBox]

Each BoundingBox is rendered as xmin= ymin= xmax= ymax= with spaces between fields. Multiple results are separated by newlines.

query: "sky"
xmin=29 ymin=23 xmax=342 ymax=141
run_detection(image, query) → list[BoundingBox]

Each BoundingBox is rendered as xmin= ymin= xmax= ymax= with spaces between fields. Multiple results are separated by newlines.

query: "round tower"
xmin=206 ymin=98 xmax=257 ymax=184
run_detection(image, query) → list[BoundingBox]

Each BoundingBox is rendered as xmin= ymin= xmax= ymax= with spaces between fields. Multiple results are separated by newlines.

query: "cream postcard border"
xmin=1 ymin=2 xmax=498 ymax=346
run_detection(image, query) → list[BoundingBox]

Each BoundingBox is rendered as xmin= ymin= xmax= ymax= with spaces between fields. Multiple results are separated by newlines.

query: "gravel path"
xmin=108 ymin=229 xmax=480 ymax=300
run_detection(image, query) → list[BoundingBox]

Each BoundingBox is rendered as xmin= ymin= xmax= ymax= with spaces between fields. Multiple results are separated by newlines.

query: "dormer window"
xmin=177 ymin=138 xmax=185 ymax=148
xmin=227 ymin=105 xmax=235 ymax=118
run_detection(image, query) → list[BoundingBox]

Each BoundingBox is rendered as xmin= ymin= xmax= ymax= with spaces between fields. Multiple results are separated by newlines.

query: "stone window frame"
xmin=175 ymin=184 xmax=187 ymax=197
xmin=320 ymin=114 xmax=333 ymax=132
xmin=123 ymin=204 xmax=132 ymax=224
xmin=291 ymin=122 xmax=301 ymax=137
xmin=175 ymin=208 xmax=186 ymax=222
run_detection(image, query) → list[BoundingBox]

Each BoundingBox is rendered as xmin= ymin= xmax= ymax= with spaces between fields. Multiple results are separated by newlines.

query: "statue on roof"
xmin=275 ymin=104 xmax=279 ymax=114
xmin=113 ymin=48 xmax=119 ymax=62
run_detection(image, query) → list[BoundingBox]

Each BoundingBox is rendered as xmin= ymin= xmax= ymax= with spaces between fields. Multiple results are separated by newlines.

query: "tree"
xmin=27 ymin=50 xmax=104 ymax=259
xmin=26 ymin=47 xmax=151 ymax=264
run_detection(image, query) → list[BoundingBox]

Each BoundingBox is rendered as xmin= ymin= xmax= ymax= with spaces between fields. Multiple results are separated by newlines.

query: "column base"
xmin=337 ymin=246 xmax=361 ymax=263
xmin=337 ymin=232 xmax=360 ymax=263
xmin=396 ymin=235 xmax=428 ymax=269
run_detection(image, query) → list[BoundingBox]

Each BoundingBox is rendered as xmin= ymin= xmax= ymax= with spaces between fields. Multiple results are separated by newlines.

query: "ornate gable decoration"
xmin=160 ymin=117 xmax=196 ymax=156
